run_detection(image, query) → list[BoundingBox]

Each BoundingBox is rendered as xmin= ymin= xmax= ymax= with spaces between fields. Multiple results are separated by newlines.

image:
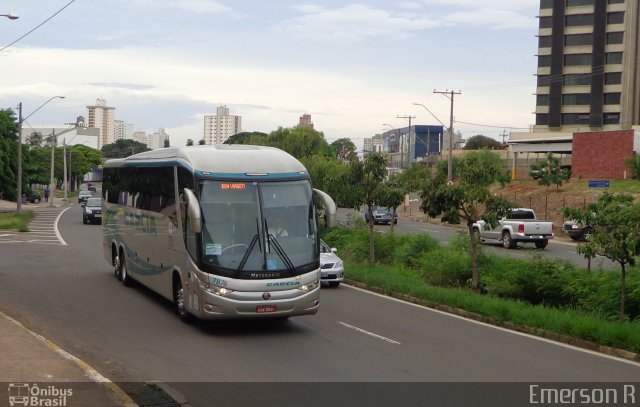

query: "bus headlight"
xmin=298 ymin=280 xmax=319 ymax=292
xmin=200 ymin=280 xmax=234 ymax=296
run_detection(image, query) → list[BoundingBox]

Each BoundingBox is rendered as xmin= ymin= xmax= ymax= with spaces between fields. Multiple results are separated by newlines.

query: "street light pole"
xmin=433 ymin=90 xmax=462 ymax=182
xmin=17 ymin=103 xmax=23 ymax=212
xmin=49 ymin=130 xmax=56 ymax=207
xmin=16 ymin=96 xmax=65 ymax=212
xmin=63 ymin=138 xmax=68 ymax=201
xmin=0 ymin=13 xmax=19 ymax=20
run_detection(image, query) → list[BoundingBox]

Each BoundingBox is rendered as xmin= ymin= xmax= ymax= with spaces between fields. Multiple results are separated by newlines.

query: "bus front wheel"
xmin=174 ymin=277 xmax=193 ymax=323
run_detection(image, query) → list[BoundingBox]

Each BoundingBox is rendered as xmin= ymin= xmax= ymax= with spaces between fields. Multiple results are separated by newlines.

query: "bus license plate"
xmin=256 ymin=305 xmax=277 ymax=313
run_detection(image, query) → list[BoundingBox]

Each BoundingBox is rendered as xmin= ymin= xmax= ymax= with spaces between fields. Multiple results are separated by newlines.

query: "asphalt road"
xmin=0 ymin=204 xmax=637 ymax=406
xmin=338 ymin=208 xmax=618 ymax=271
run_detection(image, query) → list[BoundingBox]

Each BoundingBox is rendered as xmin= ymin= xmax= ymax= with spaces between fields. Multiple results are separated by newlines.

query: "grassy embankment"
xmin=322 ymin=216 xmax=640 ymax=356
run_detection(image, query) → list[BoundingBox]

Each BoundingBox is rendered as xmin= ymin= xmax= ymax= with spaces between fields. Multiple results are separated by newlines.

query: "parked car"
xmin=364 ymin=207 xmax=398 ymax=225
xmin=78 ymin=190 xmax=93 ymax=205
xmin=563 ymin=220 xmax=592 ymax=241
xmin=472 ymin=208 xmax=555 ymax=249
xmin=319 ymin=239 xmax=344 ymax=287
xmin=87 ymin=183 xmax=96 ymax=192
xmin=82 ymin=197 xmax=102 ymax=224
xmin=27 ymin=191 xmax=41 ymax=204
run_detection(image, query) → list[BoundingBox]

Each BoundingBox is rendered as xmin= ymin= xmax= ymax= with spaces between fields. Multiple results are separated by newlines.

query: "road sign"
xmin=588 ymin=180 xmax=610 ymax=188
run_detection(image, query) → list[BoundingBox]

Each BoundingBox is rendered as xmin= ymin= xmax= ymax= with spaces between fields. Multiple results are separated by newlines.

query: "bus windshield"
xmin=198 ymin=179 xmax=318 ymax=274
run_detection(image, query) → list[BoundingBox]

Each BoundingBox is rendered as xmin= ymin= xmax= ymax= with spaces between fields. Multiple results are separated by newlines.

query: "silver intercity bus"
xmin=102 ymin=145 xmax=336 ymax=322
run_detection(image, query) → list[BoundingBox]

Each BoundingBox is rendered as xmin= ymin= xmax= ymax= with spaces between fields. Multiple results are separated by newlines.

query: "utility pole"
xmin=63 ymin=138 xmax=68 ymax=202
xmin=434 ymin=89 xmax=462 ymax=182
xmin=49 ymin=129 xmax=56 ymax=208
xmin=397 ymin=115 xmax=415 ymax=169
xmin=17 ymin=103 xmax=23 ymax=213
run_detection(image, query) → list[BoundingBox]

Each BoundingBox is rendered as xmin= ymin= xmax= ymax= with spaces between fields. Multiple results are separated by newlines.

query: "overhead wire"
xmin=0 ymin=0 xmax=78 ymax=53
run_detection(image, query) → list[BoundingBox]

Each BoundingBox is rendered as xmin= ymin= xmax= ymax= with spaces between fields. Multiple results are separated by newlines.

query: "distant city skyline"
xmin=0 ymin=1 xmax=539 ymax=149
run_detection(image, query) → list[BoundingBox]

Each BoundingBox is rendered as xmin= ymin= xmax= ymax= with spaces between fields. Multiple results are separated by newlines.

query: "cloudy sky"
xmin=0 ymin=0 xmax=539 ymax=149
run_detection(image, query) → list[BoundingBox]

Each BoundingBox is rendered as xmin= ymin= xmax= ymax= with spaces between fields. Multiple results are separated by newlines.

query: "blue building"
xmin=382 ymin=125 xmax=444 ymax=169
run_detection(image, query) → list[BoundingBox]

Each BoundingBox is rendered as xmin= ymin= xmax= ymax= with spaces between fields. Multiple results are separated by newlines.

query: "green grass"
xmin=560 ymin=179 xmax=640 ymax=195
xmin=346 ymin=263 xmax=640 ymax=352
xmin=0 ymin=211 xmax=34 ymax=232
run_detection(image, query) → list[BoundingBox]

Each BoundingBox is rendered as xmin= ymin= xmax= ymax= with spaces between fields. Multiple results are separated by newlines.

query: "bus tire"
xmin=174 ymin=277 xmax=193 ymax=324
xmin=119 ymin=250 xmax=132 ymax=287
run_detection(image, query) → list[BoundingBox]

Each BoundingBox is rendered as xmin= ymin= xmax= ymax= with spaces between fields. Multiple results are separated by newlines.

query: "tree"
xmin=530 ymin=152 xmax=570 ymax=189
xmin=436 ymin=156 xmax=462 ymax=179
xmin=400 ymin=163 xmax=431 ymax=193
xmin=163 ymin=138 xmax=170 ymax=148
xmin=224 ymin=131 xmax=268 ymax=145
xmin=198 ymin=139 xmax=206 ymax=145
xmin=186 ymin=139 xmax=194 ymax=146
xmin=420 ymin=151 xmax=512 ymax=291
xmin=624 ymin=153 xmax=640 ymax=179
xmin=0 ymin=109 xmax=19 ymax=201
xmin=463 ymin=135 xmax=505 ymax=150
xmin=28 ymin=131 xmax=43 ymax=147
xmin=330 ymin=138 xmax=357 ymax=161
xmin=349 ymin=152 xmax=388 ymax=263
xmin=267 ymin=126 xmax=330 ymax=160
xmin=101 ymin=139 xmax=150 ymax=159
xmin=563 ymin=192 xmax=640 ymax=322
xmin=375 ymin=182 xmax=403 ymax=233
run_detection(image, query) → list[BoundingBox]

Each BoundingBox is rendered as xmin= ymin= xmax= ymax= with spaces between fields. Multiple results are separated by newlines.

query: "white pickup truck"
xmin=472 ymin=208 xmax=555 ymax=249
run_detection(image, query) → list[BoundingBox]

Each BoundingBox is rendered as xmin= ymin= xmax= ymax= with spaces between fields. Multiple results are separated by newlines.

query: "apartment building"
xmin=86 ymin=98 xmax=115 ymax=148
xmin=535 ymin=0 xmax=638 ymax=132
xmin=203 ymin=106 xmax=242 ymax=144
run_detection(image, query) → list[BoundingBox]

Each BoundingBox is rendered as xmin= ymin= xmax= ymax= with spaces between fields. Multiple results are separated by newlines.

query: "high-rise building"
xmin=133 ymin=131 xmax=147 ymax=146
xmin=203 ymin=106 xmax=241 ymax=144
xmin=149 ymin=128 xmax=170 ymax=149
xmin=86 ymin=98 xmax=115 ymax=148
xmin=114 ymin=120 xmax=134 ymax=141
xmin=298 ymin=114 xmax=314 ymax=129
xmin=535 ymin=0 xmax=638 ymax=132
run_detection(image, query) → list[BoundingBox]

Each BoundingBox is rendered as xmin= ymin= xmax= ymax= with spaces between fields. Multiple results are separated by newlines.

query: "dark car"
xmin=82 ymin=197 xmax=102 ymax=224
xmin=78 ymin=190 xmax=93 ymax=205
xmin=27 ymin=191 xmax=41 ymax=204
xmin=364 ymin=207 xmax=398 ymax=225
xmin=563 ymin=220 xmax=592 ymax=241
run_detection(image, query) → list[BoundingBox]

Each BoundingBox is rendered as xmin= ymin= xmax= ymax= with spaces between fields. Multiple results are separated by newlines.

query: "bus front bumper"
xmin=196 ymin=286 xmax=320 ymax=319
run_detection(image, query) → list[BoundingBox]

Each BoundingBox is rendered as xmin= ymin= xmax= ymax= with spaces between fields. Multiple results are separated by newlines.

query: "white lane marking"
xmin=343 ymin=284 xmax=640 ymax=367
xmin=54 ymin=207 xmax=70 ymax=246
xmin=338 ymin=321 xmax=401 ymax=345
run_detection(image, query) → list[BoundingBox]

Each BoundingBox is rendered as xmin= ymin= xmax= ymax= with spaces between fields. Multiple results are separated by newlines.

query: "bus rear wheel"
xmin=118 ymin=250 xmax=132 ymax=286
xmin=174 ymin=278 xmax=193 ymax=323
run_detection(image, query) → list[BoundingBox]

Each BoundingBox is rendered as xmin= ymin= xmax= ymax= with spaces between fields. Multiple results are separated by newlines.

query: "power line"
xmin=0 ymin=0 xmax=77 ymax=53
xmin=454 ymin=120 xmax=530 ymax=130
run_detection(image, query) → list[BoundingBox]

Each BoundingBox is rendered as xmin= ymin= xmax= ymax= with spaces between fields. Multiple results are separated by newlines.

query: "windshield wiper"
xmin=264 ymin=219 xmax=295 ymax=272
xmin=238 ymin=218 xmax=262 ymax=272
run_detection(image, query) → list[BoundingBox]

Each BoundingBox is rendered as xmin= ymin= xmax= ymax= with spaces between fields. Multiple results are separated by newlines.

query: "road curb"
xmin=0 ymin=310 xmax=139 ymax=407
xmin=344 ymin=279 xmax=640 ymax=364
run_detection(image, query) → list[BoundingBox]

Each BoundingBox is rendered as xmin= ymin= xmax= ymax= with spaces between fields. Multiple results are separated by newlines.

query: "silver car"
xmin=320 ymin=239 xmax=344 ymax=287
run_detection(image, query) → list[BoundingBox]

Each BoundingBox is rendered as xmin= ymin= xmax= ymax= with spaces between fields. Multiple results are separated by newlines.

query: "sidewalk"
xmin=0 ymin=198 xmax=137 ymax=407
xmin=0 ymin=196 xmax=68 ymax=211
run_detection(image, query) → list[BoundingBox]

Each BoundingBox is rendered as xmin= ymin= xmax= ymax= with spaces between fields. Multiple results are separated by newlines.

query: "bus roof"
xmin=103 ymin=145 xmax=309 ymax=178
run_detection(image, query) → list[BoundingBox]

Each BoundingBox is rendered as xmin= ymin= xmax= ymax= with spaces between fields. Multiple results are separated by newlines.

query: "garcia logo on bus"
xmin=266 ymin=281 xmax=300 ymax=287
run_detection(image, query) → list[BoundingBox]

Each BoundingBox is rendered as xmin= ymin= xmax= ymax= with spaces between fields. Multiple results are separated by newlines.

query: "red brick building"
xmin=571 ymin=130 xmax=638 ymax=179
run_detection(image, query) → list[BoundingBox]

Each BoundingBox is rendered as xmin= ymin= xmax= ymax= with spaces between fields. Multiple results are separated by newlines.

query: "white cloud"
xmin=278 ymin=4 xmax=439 ymax=43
